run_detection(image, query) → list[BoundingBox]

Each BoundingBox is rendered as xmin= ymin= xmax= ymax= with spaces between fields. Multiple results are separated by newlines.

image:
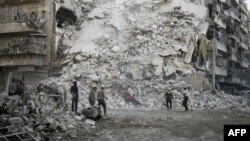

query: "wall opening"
xmin=56 ymin=7 xmax=77 ymax=28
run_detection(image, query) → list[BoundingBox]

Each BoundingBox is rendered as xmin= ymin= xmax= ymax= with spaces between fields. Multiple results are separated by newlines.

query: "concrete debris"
xmin=85 ymin=119 xmax=96 ymax=126
xmin=111 ymin=45 xmax=121 ymax=53
xmin=82 ymin=107 xmax=102 ymax=120
xmin=8 ymin=117 xmax=23 ymax=126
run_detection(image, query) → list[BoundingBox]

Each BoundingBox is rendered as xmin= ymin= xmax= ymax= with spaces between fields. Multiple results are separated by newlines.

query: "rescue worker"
xmin=89 ymin=86 xmax=97 ymax=106
xmin=164 ymin=89 xmax=173 ymax=110
xmin=97 ymin=86 xmax=107 ymax=114
xmin=70 ymin=81 xmax=79 ymax=114
xmin=183 ymin=87 xmax=189 ymax=111
xmin=16 ymin=80 xmax=25 ymax=96
xmin=9 ymin=78 xmax=17 ymax=96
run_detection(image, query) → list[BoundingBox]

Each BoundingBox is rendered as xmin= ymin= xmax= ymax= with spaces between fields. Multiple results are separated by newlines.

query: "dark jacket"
xmin=70 ymin=85 xmax=79 ymax=98
xmin=16 ymin=84 xmax=25 ymax=96
xmin=164 ymin=91 xmax=173 ymax=101
xmin=9 ymin=82 xmax=17 ymax=94
xmin=183 ymin=95 xmax=188 ymax=103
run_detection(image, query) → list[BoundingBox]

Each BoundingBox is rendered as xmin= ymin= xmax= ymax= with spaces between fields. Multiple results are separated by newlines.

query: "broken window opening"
xmin=56 ymin=7 xmax=77 ymax=28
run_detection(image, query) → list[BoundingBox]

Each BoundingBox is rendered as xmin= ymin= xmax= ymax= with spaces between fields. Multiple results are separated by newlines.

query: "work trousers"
xmin=183 ymin=101 xmax=188 ymax=111
xmin=72 ymin=96 xmax=78 ymax=113
xmin=98 ymin=99 xmax=106 ymax=114
xmin=89 ymin=97 xmax=95 ymax=106
xmin=166 ymin=100 xmax=172 ymax=110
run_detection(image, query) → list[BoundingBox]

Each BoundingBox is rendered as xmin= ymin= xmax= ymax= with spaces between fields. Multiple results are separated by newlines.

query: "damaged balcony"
xmin=0 ymin=36 xmax=47 ymax=56
xmin=0 ymin=22 xmax=41 ymax=34
xmin=226 ymin=76 xmax=241 ymax=84
xmin=239 ymin=42 xmax=248 ymax=50
xmin=214 ymin=16 xmax=226 ymax=29
xmin=240 ymin=58 xmax=249 ymax=68
xmin=240 ymin=23 xmax=248 ymax=33
xmin=229 ymin=8 xmax=240 ymax=22
xmin=239 ymin=1 xmax=248 ymax=15
xmin=0 ymin=9 xmax=46 ymax=34
xmin=239 ymin=35 xmax=248 ymax=50
xmin=206 ymin=0 xmax=215 ymax=5
xmin=228 ymin=34 xmax=240 ymax=43
xmin=227 ymin=68 xmax=241 ymax=84
xmin=228 ymin=49 xmax=238 ymax=62
xmin=228 ymin=27 xmax=241 ymax=43
xmin=0 ymin=0 xmax=42 ymax=3
xmin=208 ymin=57 xmax=228 ymax=76
xmin=214 ymin=57 xmax=228 ymax=76
xmin=214 ymin=66 xmax=228 ymax=76
xmin=0 ymin=46 xmax=46 ymax=56
xmin=222 ymin=0 xmax=232 ymax=9
xmin=216 ymin=39 xmax=227 ymax=53
xmin=230 ymin=0 xmax=239 ymax=6
xmin=0 ymin=55 xmax=44 ymax=67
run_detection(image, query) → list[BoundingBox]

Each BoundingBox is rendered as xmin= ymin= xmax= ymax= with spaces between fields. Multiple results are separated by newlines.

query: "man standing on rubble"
xmin=70 ymin=81 xmax=79 ymax=114
xmin=97 ymin=86 xmax=107 ymax=114
xmin=89 ymin=86 xmax=97 ymax=106
xmin=164 ymin=89 xmax=173 ymax=110
xmin=183 ymin=87 xmax=189 ymax=111
xmin=16 ymin=80 xmax=25 ymax=96
xmin=8 ymin=78 xmax=17 ymax=96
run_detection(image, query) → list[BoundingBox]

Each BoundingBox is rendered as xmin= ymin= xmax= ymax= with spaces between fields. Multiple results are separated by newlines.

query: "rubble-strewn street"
xmin=1 ymin=0 xmax=250 ymax=140
xmin=64 ymin=109 xmax=250 ymax=141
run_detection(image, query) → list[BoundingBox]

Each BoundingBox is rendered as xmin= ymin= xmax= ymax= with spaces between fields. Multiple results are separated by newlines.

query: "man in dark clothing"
xmin=89 ymin=86 xmax=97 ymax=106
xmin=16 ymin=81 xmax=25 ymax=96
xmin=9 ymin=79 xmax=17 ymax=96
xmin=36 ymin=83 xmax=44 ymax=93
xmin=183 ymin=93 xmax=189 ymax=111
xmin=70 ymin=81 xmax=79 ymax=114
xmin=164 ymin=89 xmax=173 ymax=110
xmin=97 ymin=87 xmax=107 ymax=114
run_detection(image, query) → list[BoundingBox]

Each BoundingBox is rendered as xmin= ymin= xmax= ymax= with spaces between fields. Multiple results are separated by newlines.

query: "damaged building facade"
xmin=196 ymin=0 xmax=250 ymax=93
xmin=0 ymin=0 xmax=56 ymax=89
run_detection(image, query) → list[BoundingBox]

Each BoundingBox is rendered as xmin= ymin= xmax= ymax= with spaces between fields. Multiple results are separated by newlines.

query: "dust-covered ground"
xmin=64 ymin=109 xmax=250 ymax=141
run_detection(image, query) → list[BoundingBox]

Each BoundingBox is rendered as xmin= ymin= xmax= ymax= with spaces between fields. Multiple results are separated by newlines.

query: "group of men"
xmin=164 ymin=87 xmax=189 ymax=111
xmin=70 ymin=81 xmax=107 ymax=115
xmin=8 ymin=78 xmax=25 ymax=96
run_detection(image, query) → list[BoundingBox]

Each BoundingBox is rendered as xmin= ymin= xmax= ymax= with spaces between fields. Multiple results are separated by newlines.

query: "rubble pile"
xmin=0 ymin=88 xmax=97 ymax=140
xmin=50 ymin=0 xmax=250 ymax=112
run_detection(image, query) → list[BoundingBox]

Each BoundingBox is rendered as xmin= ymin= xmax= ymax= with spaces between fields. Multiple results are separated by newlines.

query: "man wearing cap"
xmin=70 ymin=81 xmax=79 ymax=114
xmin=89 ymin=86 xmax=97 ymax=106
xmin=97 ymin=86 xmax=107 ymax=114
xmin=164 ymin=89 xmax=174 ymax=110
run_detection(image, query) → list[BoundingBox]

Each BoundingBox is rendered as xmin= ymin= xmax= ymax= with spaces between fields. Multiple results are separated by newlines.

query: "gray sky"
xmin=247 ymin=0 xmax=250 ymax=9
